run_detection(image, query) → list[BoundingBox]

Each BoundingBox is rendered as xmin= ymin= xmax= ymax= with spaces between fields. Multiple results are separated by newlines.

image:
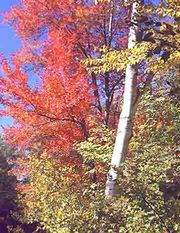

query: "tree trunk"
xmin=105 ymin=0 xmax=141 ymax=198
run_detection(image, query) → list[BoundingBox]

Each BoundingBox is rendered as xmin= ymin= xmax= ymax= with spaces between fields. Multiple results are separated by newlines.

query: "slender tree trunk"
xmin=104 ymin=72 xmax=111 ymax=125
xmin=91 ymin=72 xmax=102 ymax=113
xmin=105 ymin=0 xmax=141 ymax=198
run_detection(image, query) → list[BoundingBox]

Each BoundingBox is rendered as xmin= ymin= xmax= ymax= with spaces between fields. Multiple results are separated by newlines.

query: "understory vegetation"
xmin=0 ymin=0 xmax=179 ymax=232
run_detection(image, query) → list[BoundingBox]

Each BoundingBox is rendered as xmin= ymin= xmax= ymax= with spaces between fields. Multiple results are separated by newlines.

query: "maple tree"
xmin=0 ymin=0 xmax=130 ymax=152
xmin=0 ymin=55 xmax=91 ymax=151
xmin=0 ymin=0 xmax=179 ymax=232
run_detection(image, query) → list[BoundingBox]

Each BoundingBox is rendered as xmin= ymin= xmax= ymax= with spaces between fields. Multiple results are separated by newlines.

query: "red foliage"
xmin=0 ymin=56 xmax=91 ymax=151
xmin=0 ymin=0 xmax=128 ymax=151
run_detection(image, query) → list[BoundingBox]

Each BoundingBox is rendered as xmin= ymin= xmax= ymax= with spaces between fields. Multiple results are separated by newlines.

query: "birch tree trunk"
xmin=105 ymin=0 xmax=141 ymax=198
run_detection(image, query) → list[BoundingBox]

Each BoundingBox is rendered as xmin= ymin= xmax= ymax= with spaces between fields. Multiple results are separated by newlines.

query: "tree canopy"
xmin=0 ymin=0 xmax=179 ymax=232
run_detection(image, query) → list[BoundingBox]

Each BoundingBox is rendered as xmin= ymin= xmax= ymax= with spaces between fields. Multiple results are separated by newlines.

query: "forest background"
xmin=0 ymin=0 xmax=179 ymax=233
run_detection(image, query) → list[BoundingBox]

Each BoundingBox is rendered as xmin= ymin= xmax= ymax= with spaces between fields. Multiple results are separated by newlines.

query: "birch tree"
xmin=105 ymin=0 xmax=142 ymax=197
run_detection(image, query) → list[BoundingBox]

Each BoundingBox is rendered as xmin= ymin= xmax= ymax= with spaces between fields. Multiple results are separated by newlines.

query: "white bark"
xmin=105 ymin=0 xmax=141 ymax=197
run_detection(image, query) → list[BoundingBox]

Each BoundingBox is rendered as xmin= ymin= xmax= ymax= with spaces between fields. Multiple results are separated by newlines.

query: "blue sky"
xmin=0 ymin=0 xmax=21 ymax=129
xmin=0 ymin=1 xmax=42 ymax=130
xmin=0 ymin=0 xmax=21 ymax=56
xmin=0 ymin=0 xmax=160 ymax=131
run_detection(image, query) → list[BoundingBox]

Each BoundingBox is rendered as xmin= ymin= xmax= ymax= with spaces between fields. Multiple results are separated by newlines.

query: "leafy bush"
xmin=75 ymin=125 xmax=115 ymax=163
xmin=16 ymin=93 xmax=179 ymax=232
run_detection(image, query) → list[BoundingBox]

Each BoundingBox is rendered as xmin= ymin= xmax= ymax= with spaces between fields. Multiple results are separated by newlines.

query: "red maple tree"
xmin=0 ymin=0 xmax=128 ymax=151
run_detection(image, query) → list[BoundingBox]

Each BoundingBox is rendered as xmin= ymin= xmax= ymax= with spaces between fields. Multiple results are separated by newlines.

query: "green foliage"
xmin=84 ymin=43 xmax=152 ymax=74
xmin=116 ymin=146 xmax=180 ymax=233
xmin=0 ymin=139 xmax=34 ymax=233
xmin=75 ymin=125 xmax=115 ymax=163
xmin=118 ymin=90 xmax=180 ymax=232
xmin=2 ymin=0 xmax=180 ymax=232
xmin=0 ymin=138 xmax=43 ymax=233
xmin=16 ymin=152 xmax=104 ymax=233
xmin=17 ymin=90 xmax=179 ymax=232
xmin=131 ymin=91 xmax=179 ymax=152
xmin=85 ymin=1 xmax=180 ymax=76
xmin=20 ymin=145 xmax=179 ymax=232
xmin=0 ymin=138 xmax=18 ymax=232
